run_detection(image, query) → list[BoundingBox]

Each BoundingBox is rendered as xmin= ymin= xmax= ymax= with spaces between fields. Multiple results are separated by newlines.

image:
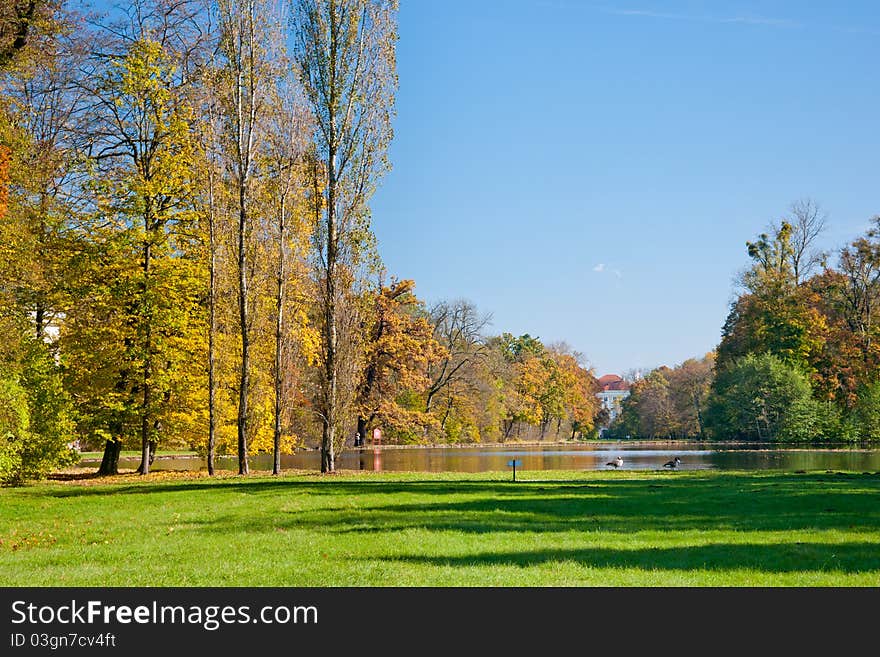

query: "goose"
xmin=606 ymin=456 xmax=623 ymax=468
xmin=663 ymin=457 xmax=682 ymax=469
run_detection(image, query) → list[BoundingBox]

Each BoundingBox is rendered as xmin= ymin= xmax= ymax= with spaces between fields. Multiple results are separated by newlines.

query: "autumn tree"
xmin=2 ymin=8 xmax=90 ymax=344
xmin=0 ymin=0 xmax=57 ymax=68
xmin=215 ymin=0 xmax=283 ymax=474
xmin=833 ymin=218 xmax=880 ymax=364
xmin=263 ymin=82 xmax=313 ymax=474
xmin=547 ymin=343 xmax=601 ymax=440
xmin=192 ymin=34 xmax=223 ymax=474
xmin=0 ymin=1 xmax=81 ymax=483
xmin=719 ymin=218 xmax=827 ymax=374
xmin=83 ymin=0 xmax=206 ymax=474
xmin=356 ymin=278 xmax=444 ymax=443
xmin=665 ymin=354 xmax=714 ymax=438
xmin=616 ymin=368 xmax=676 ymax=439
xmin=292 ymin=0 xmax=398 ymax=472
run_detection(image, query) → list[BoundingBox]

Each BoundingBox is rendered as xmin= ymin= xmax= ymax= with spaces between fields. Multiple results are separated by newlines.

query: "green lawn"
xmin=1 ymin=469 xmax=879 ymax=586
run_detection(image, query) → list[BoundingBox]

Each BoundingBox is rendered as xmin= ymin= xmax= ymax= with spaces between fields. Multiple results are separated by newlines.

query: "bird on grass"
xmin=606 ymin=456 xmax=623 ymax=468
xmin=663 ymin=457 xmax=682 ymax=469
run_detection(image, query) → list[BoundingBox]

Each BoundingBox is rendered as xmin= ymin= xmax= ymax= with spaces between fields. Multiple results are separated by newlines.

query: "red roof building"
xmin=596 ymin=374 xmax=631 ymax=428
xmin=598 ymin=374 xmax=631 ymax=392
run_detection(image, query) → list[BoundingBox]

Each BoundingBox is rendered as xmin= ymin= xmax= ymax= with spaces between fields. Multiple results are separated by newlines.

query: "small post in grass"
xmin=507 ymin=459 xmax=522 ymax=482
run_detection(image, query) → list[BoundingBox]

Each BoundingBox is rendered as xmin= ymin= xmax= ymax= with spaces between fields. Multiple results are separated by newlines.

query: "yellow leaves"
xmin=115 ymin=39 xmax=175 ymax=108
xmin=0 ymin=144 xmax=9 ymax=221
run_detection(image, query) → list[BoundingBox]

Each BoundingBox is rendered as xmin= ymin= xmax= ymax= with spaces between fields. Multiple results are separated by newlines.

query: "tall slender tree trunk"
xmin=207 ymin=180 xmax=217 ymax=476
xmin=138 ymin=239 xmax=152 ymax=475
xmin=34 ymin=215 xmax=46 ymax=340
xmin=237 ymin=185 xmax=250 ymax=475
xmin=273 ymin=196 xmax=286 ymax=475
xmin=321 ymin=146 xmax=337 ymax=474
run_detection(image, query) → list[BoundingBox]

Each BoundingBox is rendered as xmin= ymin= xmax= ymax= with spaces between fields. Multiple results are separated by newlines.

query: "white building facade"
xmin=596 ymin=374 xmax=631 ymax=426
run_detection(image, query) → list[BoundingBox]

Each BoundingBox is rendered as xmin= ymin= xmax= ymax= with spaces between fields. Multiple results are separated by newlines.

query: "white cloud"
xmin=604 ymin=7 xmax=802 ymax=29
xmin=593 ymin=263 xmax=605 ymax=273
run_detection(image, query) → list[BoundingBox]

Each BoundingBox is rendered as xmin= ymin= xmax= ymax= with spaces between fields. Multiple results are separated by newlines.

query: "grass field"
xmin=1 ymin=468 xmax=879 ymax=586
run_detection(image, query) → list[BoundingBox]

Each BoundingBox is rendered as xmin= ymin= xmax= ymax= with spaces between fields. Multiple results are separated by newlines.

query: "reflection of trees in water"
xmin=102 ymin=446 xmax=880 ymax=472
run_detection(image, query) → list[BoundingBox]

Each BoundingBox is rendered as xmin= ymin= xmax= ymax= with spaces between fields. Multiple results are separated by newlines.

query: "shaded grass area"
xmin=1 ymin=469 xmax=879 ymax=586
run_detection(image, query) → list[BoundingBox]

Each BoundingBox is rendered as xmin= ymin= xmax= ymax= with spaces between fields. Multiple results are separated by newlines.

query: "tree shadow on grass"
xmin=40 ymin=477 xmax=515 ymax=498
xmin=371 ymin=542 xmax=880 ymax=574
xmin=178 ymin=473 xmax=880 ymax=536
xmin=36 ymin=470 xmax=880 ymax=499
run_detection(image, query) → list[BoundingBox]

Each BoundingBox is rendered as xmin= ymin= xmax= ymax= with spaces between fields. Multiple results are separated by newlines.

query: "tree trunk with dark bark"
xmin=273 ymin=196 xmax=286 ymax=476
xmin=97 ymin=439 xmax=122 ymax=476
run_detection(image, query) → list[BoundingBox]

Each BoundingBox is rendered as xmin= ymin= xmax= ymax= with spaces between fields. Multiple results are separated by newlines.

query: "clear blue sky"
xmin=369 ymin=0 xmax=880 ymax=376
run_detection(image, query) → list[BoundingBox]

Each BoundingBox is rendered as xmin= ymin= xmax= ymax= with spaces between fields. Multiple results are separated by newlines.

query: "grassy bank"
xmin=1 ymin=469 xmax=879 ymax=586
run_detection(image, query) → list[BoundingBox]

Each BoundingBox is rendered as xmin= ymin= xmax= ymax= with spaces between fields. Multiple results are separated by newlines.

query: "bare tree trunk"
xmin=237 ymin=185 xmax=250 ymax=475
xmin=207 ymin=180 xmax=217 ymax=476
xmin=204 ymin=157 xmax=218 ymax=475
xmin=273 ymin=196 xmax=286 ymax=475
xmin=138 ymin=240 xmax=152 ymax=475
xmin=321 ymin=147 xmax=337 ymax=474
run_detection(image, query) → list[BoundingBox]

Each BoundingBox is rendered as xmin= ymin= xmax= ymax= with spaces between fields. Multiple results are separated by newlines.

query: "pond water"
xmin=78 ymin=442 xmax=880 ymax=473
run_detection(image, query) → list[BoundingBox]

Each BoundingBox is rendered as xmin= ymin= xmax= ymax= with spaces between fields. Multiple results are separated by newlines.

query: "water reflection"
xmin=79 ymin=442 xmax=880 ymax=473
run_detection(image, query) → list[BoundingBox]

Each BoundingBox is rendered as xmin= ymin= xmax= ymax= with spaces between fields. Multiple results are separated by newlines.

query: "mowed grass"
xmin=1 ymin=468 xmax=879 ymax=586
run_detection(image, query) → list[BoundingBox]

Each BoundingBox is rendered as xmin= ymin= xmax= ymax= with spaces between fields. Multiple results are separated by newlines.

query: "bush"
xmin=0 ymin=339 xmax=78 ymax=485
xmin=0 ymin=374 xmax=30 ymax=484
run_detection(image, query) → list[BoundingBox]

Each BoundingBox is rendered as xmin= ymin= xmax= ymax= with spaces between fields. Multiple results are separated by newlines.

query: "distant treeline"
xmin=609 ymin=200 xmax=880 ymax=443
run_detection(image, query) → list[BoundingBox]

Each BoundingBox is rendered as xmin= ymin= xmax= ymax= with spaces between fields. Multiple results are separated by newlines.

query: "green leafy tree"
xmin=705 ymin=352 xmax=824 ymax=441
xmin=854 ymin=381 xmax=880 ymax=441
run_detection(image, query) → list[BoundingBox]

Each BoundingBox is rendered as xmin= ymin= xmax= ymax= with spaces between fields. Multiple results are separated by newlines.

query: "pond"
xmin=77 ymin=442 xmax=880 ymax=473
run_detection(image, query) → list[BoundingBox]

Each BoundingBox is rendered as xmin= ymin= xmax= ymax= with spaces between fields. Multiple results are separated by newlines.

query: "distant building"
xmin=596 ymin=374 xmax=631 ymax=428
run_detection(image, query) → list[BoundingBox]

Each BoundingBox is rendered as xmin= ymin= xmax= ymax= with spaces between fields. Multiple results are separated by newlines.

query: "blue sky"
xmin=369 ymin=0 xmax=880 ymax=376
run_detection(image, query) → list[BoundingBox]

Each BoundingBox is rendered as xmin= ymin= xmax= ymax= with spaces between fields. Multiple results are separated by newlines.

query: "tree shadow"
xmin=372 ymin=542 xmax=880 ymax=574
xmin=177 ymin=472 xmax=880 ymax=536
